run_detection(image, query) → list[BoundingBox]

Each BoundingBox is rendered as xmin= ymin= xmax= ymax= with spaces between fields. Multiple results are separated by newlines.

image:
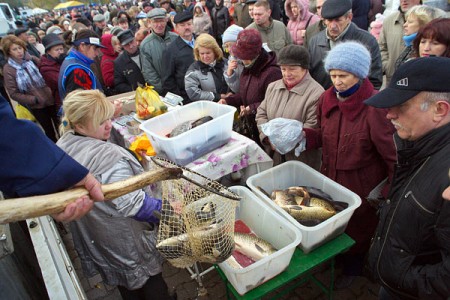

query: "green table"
xmin=215 ymin=234 xmax=355 ymax=300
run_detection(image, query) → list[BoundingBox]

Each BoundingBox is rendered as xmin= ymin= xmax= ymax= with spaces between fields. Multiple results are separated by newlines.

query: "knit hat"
xmin=324 ymin=41 xmax=371 ymax=79
xmin=42 ymin=33 xmax=64 ymax=51
xmin=231 ymin=28 xmax=262 ymax=60
xmin=222 ymin=24 xmax=243 ymax=44
xmin=277 ymin=45 xmax=310 ymax=69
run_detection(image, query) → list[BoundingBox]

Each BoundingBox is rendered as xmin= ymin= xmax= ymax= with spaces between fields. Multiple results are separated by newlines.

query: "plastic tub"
xmin=247 ymin=161 xmax=361 ymax=254
xmin=218 ymin=186 xmax=302 ymax=295
xmin=139 ymin=101 xmax=236 ymax=165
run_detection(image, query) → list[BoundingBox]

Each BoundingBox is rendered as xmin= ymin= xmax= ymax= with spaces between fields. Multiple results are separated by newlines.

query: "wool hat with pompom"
xmin=324 ymin=41 xmax=371 ymax=79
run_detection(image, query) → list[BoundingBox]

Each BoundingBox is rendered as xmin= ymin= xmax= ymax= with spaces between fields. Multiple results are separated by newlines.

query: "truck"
xmin=0 ymin=3 xmax=17 ymax=37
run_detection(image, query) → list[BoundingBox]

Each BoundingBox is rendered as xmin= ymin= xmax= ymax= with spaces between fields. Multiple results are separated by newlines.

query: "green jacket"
xmin=140 ymin=29 xmax=178 ymax=94
xmin=247 ymin=19 xmax=293 ymax=56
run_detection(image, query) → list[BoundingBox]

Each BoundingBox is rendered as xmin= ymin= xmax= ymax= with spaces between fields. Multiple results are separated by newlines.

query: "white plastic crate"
xmin=218 ymin=186 xmax=302 ymax=295
xmin=139 ymin=101 xmax=236 ymax=165
xmin=247 ymin=161 xmax=361 ymax=254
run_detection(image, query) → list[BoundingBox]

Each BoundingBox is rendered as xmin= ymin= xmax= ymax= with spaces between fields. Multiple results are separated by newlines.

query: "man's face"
xmin=386 ymin=92 xmax=437 ymax=141
xmin=144 ymin=6 xmax=152 ymax=13
xmin=119 ymin=22 xmax=129 ymax=30
xmin=150 ymin=18 xmax=167 ymax=35
xmin=123 ymin=39 xmax=138 ymax=55
xmin=252 ymin=6 xmax=271 ymax=26
xmin=316 ymin=0 xmax=325 ymax=18
xmin=18 ymin=32 xmax=28 ymax=42
xmin=176 ymin=19 xmax=194 ymax=40
xmin=248 ymin=4 xmax=255 ymax=18
xmin=95 ymin=20 xmax=106 ymax=29
xmin=324 ymin=13 xmax=352 ymax=39
xmin=400 ymin=0 xmax=421 ymax=13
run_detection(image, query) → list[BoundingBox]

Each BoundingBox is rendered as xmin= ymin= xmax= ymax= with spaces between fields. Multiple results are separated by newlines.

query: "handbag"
xmin=15 ymin=104 xmax=36 ymax=122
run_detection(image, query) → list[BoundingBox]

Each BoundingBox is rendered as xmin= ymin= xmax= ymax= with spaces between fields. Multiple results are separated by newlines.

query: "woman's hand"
xmin=227 ymin=59 xmax=238 ymax=76
xmin=112 ymin=100 xmax=123 ymax=118
xmin=239 ymin=105 xmax=251 ymax=117
xmin=218 ymin=99 xmax=227 ymax=104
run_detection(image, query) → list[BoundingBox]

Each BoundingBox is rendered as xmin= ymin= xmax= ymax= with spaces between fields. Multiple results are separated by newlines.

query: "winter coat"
xmin=394 ymin=44 xmax=415 ymax=71
xmin=0 ymin=96 xmax=87 ymax=198
xmin=255 ymin=72 xmax=324 ymax=169
xmin=140 ymin=30 xmax=178 ymax=94
xmin=193 ymin=3 xmax=212 ymax=35
xmin=378 ymin=10 xmax=405 ymax=85
xmin=161 ymin=36 xmax=196 ymax=102
xmin=114 ymin=50 xmax=146 ymax=93
xmin=58 ymin=50 xmax=104 ymax=101
xmin=225 ymin=49 xmax=282 ymax=141
xmin=352 ymin=0 xmax=371 ymax=30
xmin=185 ymin=58 xmax=229 ymax=101
xmin=304 ymin=78 xmax=397 ymax=254
xmin=211 ymin=0 xmax=230 ymax=43
xmin=57 ymin=132 xmax=164 ymax=290
xmin=39 ymin=54 xmax=63 ymax=109
xmin=233 ymin=2 xmax=253 ymax=28
xmin=223 ymin=60 xmax=244 ymax=93
xmin=308 ymin=22 xmax=383 ymax=90
xmin=304 ymin=20 xmax=326 ymax=48
xmin=101 ymin=34 xmax=119 ymax=88
xmin=284 ymin=0 xmax=320 ymax=45
xmin=368 ymin=0 xmax=383 ymax=23
xmin=368 ymin=122 xmax=450 ymax=299
xmin=247 ymin=19 xmax=293 ymax=55
xmin=3 ymin=56 xmax=53 ymax=109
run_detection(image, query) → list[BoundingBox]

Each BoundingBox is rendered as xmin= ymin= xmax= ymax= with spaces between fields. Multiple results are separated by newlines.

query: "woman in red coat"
xmin=39 ymin=33 xmax=66 ymax=115
xmin=100 ymin=34 xmax=119 ymax=92
xmin=303 ymin=41 xmax=397 ymax=287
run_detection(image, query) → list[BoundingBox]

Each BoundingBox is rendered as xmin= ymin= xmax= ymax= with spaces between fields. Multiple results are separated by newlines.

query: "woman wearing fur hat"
xmin=284 ymin=0 xmax=319 ymax=45
xmin=193 ymin=2 xmax=212 ymax=35
xmin=256 ymin=45 xmax=323 ymax=169
xmin=301 ymin=41 xmax=397 ymax=288
xmin=219 ymin=29 xmax=281 ymax=144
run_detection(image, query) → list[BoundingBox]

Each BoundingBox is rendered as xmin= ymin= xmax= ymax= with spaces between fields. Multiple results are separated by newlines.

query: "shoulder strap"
xmin=305 ymin=15 xmax=314 ymax=29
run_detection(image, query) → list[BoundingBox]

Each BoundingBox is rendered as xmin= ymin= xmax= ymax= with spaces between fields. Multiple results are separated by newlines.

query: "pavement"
xmin=59 ymin=176 xmax=381 ymax=300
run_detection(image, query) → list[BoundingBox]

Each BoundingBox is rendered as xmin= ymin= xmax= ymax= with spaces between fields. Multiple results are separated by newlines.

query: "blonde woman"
xmin=57 ymin=89 xmax=173 ymax=300
xmin=395 ymin=5 xmax=446 ymax=69
xmin=184 ymin=33 xmax=230 ymax=102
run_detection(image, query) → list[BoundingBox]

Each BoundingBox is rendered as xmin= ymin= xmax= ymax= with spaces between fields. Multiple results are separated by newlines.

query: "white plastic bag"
xmin=259 ymin=118 xmax=306 ymax=156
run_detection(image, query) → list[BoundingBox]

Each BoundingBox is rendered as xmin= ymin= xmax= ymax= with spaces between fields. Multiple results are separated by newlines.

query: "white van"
xmin=0 ymin=3 xmax=17 ymax=37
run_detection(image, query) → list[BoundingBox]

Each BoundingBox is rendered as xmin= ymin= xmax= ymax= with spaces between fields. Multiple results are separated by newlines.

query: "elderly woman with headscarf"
xmin=256 ymin=45 xmax=323 ymax=169
xmin=218 ymin=29 xmax=282 ymax=144
xmin=284 ymin=0 xmax=319 ymax=45
xmin=301 ymin=41 xmax=397 ymax=287
xmin=2 ymin=35 xmax=58 ymax=142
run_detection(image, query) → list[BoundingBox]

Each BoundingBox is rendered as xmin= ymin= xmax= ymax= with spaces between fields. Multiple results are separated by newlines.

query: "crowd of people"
xmin=1 ymin=0 xmax=450 ymax=299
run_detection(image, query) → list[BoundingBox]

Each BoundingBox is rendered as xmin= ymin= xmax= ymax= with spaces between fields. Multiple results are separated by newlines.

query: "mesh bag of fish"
xmin=153 ymin=158 xmax=240 ymax=268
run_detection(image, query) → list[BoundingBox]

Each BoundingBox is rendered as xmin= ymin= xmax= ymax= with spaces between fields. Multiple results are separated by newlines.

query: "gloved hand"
xmin=133 ymin=194 xmax=162 ymax=224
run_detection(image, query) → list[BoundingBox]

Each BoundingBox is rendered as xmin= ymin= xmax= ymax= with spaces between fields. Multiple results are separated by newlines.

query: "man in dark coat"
xmin=365 ymin=57 xmax=450 ymax=300
xmin=161 ymin=12 xmax=196 ymax=103
xmin=114 ymin=30 xmax=146 ymax=93
xmin=308 ymin=0 xmax=382 ymax=90
xmin=15 ymin=28 xmax=41 ymax=59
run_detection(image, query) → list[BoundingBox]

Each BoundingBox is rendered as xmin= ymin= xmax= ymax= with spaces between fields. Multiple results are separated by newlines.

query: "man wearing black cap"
xmin=307 ymin=0 xmax=382 ymax=90
xmin=93 ymin=14 xmax=107 ymax=36
xmin=140 ymin=8 xmax=177 ymax=94
xmin=365 ymin=57 xmax=450 ymax=299
xmin=114 ymin=30 xmax=146 ymax=93
xmin=161 ymin=11 xmax=195 ymax=102
xmin=15 ymin=28 xmax=41 ymax=59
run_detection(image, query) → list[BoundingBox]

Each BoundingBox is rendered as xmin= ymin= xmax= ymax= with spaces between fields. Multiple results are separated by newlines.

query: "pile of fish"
xmin=258 ymin=186 xmax=349 ymax=227
xmin=156 ymin=198 xmax=234 ymax=265
xmin=169 ymin=116 xmax=213 ymax=137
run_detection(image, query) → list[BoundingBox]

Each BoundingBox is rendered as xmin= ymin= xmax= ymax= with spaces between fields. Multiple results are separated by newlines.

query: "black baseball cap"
xmin=365 ymin=57 xmax=450 ymax=108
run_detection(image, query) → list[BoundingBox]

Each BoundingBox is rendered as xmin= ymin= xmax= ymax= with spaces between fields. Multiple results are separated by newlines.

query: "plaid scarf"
xmin=8 ymin=57 xmax=46 ymax=93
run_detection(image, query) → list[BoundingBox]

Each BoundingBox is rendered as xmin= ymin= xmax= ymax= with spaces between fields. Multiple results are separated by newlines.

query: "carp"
xmin=234 ymin=232 xmax=277 ymax=262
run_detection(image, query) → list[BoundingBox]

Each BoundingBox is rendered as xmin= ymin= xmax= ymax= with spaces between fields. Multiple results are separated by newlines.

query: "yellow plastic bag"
xmin=129 ymin=134 xmax=156 ymax=160
xmin=135 ymin=84 xmax=167 ymax=120
xmin=15 ymin=104 xmax=36 ymax=122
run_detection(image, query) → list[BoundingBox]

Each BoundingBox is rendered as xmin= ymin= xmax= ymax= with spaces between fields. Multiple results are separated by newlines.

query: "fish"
xmin=271 ymin=190 xmax=297 ymax=206
xmin=191 ymin=116 xmax=213 ymax=128
xmin=169 ymin=116 xmax=213 ymax=137
xmin=256 ymin=186 xmax=271 ymax=198
xmin=234 ymin=232 xmax=277 ymax=262
xmin=281 ymin=204 xmax=336 ymax=223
